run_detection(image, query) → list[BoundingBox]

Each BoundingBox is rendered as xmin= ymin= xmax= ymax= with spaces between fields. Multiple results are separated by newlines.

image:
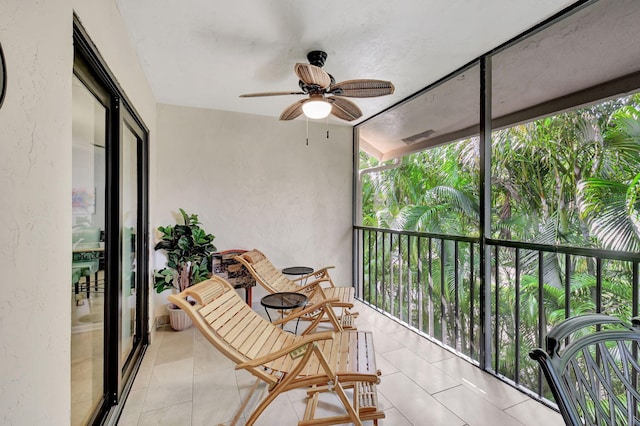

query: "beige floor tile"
xmin=375 ymin=351 xmax=400 ymax=377
xmin=434 ymin=385 xmax=524 ymax=426
xmin=137 ymin=401 xmax=192 ymax=426
xmin=235 ymin=368 xmax=264 ymax=392
xmin=154 ymin=327 xmax=195 ymax=365
xmin=130 ymin=355 xmax=155 ymax=392
xmin=379 ymin=407 xmax=413 ymax=426
xmin=119 ymin=298 xmax=564 ymax=426
xmin=145 ymin=329 xmax=165 ymax=357
xmin=193 ymin=333 xmax=234 ymax=375
xmin=390 ymin=329 xmax=456 ymax=363
xmin=381 ymin=348 xmax=459 ymax=394
xmin=505 ymin=399 xmax=564 ymax=426
xmin=372 ymin=331 xmax=405 ymax=354
xmin=371 ymin=317 xmax=408 ymax=335
xmin=378 ymin=372 xmax=465 ymax=425
xmin=290 ymin=389 xmax=350 ymax=423
xmin=192 ymin=367 xmax=243 ymax=426
xmin=433 ymin=356 xmax=529 ymax=409
xmin=249 ymin=392 xmax=301 ymax=426
xmin=118 ymin=387 xmax=146 ymax=426
xmin=284 ymin=386 xmax=310 ymax=403
xmin=375 ymin=387 xmax=392 ymax=412
xmin=142 ymin=357 xmax=194 ymax=413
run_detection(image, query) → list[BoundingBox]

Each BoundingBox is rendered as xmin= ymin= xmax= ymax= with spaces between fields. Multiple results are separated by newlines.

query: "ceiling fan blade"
xmin=328 ymin=97 xmax=362 ymax=121
xmin=330 ymin=79 xmax=395 ymax=98
xmin=240 ymin=91 xmax=305 ymax=98
xmin=279 ymin=99 xmax=306 ymax=121
xmin=294 ymin=63 xmax=331 ymax=89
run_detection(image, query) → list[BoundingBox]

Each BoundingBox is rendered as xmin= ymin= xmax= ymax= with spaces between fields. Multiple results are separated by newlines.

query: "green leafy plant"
xmin=154 ymin=209 xmax=217 ymax=293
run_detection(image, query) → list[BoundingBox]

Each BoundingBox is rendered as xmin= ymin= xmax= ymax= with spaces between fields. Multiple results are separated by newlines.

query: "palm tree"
xmin=359 ymin=94 xmax=640 ymax=396
xmin=578 ymin=105 xmax=640 ymax=252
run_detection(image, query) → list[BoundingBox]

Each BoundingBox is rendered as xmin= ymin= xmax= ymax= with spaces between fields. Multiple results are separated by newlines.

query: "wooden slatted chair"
xmin=235 ymin=249 xmax=357 ymax=329
xmin=168 ymin=276 xmax=384 ymax=426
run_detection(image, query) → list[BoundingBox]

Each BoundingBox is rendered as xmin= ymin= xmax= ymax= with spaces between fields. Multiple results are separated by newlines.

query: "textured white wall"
xmin=0 ymin=2 xmax=73 ymax=424
xmin=155 ymin=104 xmax=353 ymax=310
xmin=0 ymin=0 xmax=155 ymax=423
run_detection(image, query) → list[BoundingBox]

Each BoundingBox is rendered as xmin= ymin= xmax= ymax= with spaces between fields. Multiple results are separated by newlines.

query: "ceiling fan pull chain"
xmin=326 ymin=117 xmax=330 ymax=139
xmin=306 ymin=116 xmax=309 ymax=146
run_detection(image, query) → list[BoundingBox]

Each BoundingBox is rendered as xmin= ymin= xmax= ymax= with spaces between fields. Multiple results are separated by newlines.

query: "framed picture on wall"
xmin=72 ymin=187 xmax=96 ymax=215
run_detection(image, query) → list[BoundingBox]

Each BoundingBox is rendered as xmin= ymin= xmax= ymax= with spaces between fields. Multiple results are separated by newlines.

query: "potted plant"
xmin=154 ymin=208 xmax=217 ymax=330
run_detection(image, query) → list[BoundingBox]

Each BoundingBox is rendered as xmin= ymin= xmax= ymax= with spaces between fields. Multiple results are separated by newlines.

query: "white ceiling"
xmin=115 ymin=0 xmax=577 ymax=129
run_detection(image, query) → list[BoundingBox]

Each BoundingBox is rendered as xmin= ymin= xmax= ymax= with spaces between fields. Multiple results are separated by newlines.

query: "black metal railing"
xmin=354 ymin=225 xmax=640 ymax=402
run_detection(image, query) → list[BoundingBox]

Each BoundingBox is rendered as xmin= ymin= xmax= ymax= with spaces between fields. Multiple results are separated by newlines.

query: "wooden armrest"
xmin=271 ymin=297 xmax=341 ymax=326
xmin=236 ymin=331 xmax=335 ymax=368
xmin=292 ymin=266 xmax=336 ymax=282
xmin=313 ymin=266 xmax=336 ymax=276
xmin=293 ymin=279 xmax=323 ymax=293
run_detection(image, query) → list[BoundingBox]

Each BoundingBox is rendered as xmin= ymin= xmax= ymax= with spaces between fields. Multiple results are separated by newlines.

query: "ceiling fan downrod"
xmin=307 ymin=50 xmax=327 ymax=68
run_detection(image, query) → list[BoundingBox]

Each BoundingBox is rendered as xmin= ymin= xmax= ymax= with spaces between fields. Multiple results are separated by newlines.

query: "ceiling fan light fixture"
xmin=302 ymin=97 xmax=332 ymax=119
xmin=240 ymin=51 xmax=394 ymax=122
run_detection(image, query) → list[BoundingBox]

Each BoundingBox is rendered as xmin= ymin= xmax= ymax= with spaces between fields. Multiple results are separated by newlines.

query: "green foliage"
xmin=153 ymin=209 xmax=217 ymax=293
xmin=359 ymin=94 xmax=640 ymax=398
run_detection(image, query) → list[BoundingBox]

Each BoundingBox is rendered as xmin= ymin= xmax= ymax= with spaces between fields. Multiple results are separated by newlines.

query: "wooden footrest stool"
xmin=302 ymin=381 xmax=385 ymax=426
xmin=340 ymin=311 xmax=358 ymax=330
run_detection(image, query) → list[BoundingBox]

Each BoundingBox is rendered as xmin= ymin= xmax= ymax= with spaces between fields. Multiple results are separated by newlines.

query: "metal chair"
xmin=529 ymin=314 xmax=640 ymax=426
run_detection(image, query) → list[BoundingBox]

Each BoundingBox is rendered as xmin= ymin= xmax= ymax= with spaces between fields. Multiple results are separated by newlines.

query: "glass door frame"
xmin=73 ymin=16 xmax=150 ymax=425
xmin=118 ymin=109 xmax=149 ymax=383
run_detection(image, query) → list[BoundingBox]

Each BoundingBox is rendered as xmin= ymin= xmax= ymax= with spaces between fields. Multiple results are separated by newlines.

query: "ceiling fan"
xmin=240 ymin=50 xmax=395 ymax=122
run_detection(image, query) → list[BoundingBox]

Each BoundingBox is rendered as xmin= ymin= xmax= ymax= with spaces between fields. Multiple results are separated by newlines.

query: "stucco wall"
xmin=154 ymin=104 xmax=353 ymax=312
xmin=0 ymin=0 xmax=156 ymax=423
xmin=0 ymin=0 xmax=352 ymax=421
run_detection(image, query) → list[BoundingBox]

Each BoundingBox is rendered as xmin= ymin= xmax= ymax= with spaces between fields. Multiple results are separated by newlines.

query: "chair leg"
xmin=243 ymin=343 xmax=365 ymax=426
xmin=74 ymin=281 xmax=83 ymax=306
xmin=312 ymin=344 xmax=362 ymax=426
xmin=230 ymin=379 xmax=262 ymax=426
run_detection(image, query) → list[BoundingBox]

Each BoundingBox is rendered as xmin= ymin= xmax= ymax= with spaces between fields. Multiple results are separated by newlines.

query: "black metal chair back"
xmin=530 ymin=314 xmax=640 ymax=426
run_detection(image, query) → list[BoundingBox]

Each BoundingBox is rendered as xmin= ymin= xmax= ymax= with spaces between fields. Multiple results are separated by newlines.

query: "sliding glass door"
xmin=72 ymin=18 xmax=149 ymax=425
xmin=71 ymin=72 xmax=107 ymax=426
xmin=120 ymin=115 xmax=148 ymax=375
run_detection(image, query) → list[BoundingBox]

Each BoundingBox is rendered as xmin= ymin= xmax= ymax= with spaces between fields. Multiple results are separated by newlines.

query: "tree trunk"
xmin=178 ymin=263 xmax=192 ymax=292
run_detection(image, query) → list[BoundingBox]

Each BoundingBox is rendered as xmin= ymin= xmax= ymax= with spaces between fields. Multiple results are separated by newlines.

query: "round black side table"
xmin=282 ymin=266 xmax=314 ymax=286
xmin=282 ymin=266 xmax=314 ymax=276
xmin=260 ymin=292 xmax=308 ymax=334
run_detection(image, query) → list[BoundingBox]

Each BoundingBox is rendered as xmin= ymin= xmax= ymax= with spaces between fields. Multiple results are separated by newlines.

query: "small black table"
xmin=282 ymin=266 xmax=314 ymax=276
xmin=282 ymin=266 xmax=314 ymax=286
xmin=260 ymin=292 xmax=308 ymax=334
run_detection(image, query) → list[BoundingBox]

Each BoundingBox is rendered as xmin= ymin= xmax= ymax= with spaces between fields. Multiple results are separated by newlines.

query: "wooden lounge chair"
xmin=235 ymin=249 xmax=357 ymax=329
xmin=168 ymin=276 xmax=384 ymax=426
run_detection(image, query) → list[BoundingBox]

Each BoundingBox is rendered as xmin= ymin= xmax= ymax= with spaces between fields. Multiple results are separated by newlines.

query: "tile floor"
xmin=118 ymin=296 xmax=563 ymax=426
